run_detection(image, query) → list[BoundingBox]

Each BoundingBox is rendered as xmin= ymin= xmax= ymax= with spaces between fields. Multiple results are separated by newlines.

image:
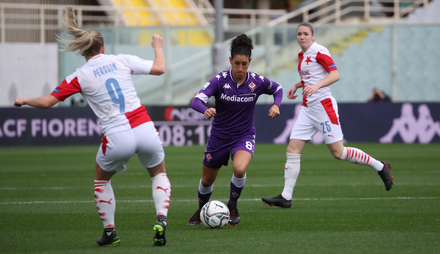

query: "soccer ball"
xmin=200 ymin=200 xmax=230 ymax=229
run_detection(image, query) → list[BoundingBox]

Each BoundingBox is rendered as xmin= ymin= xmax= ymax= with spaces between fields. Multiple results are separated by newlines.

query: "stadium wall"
xmin=0 ymin=44 xmax=59 ymax=107
xmin=1 ymin=103 xmax=439 ymax=146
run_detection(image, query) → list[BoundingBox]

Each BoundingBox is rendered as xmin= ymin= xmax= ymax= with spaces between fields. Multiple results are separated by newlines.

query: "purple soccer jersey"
xmin=191 ymin=70 xmax=283 ymax=168
xmin=192 ymin=70 xmax=283 ymax=139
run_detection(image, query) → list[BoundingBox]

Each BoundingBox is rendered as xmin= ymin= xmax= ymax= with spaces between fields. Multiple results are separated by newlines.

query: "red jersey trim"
xmin=298 ymin=52 xmax=308 ymax=107
xmin=101 ymin=136 xmax=108 ymax=156
xmin=316 ymin=52 xmax=337 ymax=72
xmin=125 ymin=106 xmax=151 ymax=129
xmin=298 ymin=52 xmax=304 ymax=73
xmin=51 ymin=77 xmax=81 ymax=101
xmin=301 ymin=81 xmax=308 ymax=107
xmin=320 ymin=98 xmax=339 ymax=125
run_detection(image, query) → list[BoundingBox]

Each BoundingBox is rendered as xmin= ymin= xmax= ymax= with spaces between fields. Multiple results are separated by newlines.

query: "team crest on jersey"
xmin=206 ymin=153 xmax=212 ymax=162
xmin=223 ymin=83 xmax=231 ymax=89
xmin=248 ymin=82 xmax=256 ymax=92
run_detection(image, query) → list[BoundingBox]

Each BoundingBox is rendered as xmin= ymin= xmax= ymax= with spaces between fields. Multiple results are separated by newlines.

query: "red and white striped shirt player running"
xmin=262 ymin=22 xmax=394 ymax=209
xmin=13 ymin=6 xmax=170 ymax=247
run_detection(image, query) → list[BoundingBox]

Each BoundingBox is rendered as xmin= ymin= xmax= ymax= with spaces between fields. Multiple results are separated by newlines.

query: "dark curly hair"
xmin=230 ymin=34 xmax=253 ymax=59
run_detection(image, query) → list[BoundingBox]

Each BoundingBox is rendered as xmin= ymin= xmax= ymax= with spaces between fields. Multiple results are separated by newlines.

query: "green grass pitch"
xmin=1 ymin=143 xmax=439 ymax=253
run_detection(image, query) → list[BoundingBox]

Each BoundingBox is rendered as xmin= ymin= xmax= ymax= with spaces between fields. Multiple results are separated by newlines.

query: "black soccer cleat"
xmin=378 ymin=161 xmax=393 ymax=191
xmin=227 ymin=204 xmax=240 ymax=226
xmin=153 ymin=215 xmax=167 ymax=246
xmin=96 ymin=229 xmax=120 ymax=247
xmin=186 ymin=209 xmax=201 ymax=225
xmin=262 ymin=194 xmax=292 ymax=208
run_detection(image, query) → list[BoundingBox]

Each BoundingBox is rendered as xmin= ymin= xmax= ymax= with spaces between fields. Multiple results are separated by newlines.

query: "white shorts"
xmin=290 ymin=96 xmax=343 ymax=144
xmin=96 ymin=121 xmax=165 ymax=173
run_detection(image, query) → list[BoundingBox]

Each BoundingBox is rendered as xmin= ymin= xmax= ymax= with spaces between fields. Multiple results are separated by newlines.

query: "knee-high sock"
xmin=228 ymin=173 xmax=246 ymax=206
xmin=151 ymin=173 xmax=171 ymax=217
xmin=340 ymin=147 xmax=383 ymax=171
xmin=281 ymin=153 xmax=301 ymax=200
xmin=94 ymin=180 xmax=116 ymax=229
xmin=198 ymin=179 xmax=213 ymax=210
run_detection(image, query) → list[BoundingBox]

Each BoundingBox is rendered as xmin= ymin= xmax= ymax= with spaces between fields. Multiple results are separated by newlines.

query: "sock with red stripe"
xmin=340 ymin=147 xmax=383 ymax=171
xmin=94 ymin=180 xmax=116 ymax=229
xmin=152 ymin=173 xmax=171 ymax=217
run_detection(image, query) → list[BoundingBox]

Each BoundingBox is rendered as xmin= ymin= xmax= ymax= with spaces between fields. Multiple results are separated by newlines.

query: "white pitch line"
xmin=1 ymin=182 xmax=439 ymax=191
xmin=1 ymin=196 xmax=439 ymax=205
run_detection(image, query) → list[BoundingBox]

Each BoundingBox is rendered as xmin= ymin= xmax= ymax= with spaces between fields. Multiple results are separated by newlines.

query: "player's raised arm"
xmin=149 ymin=34 xmax=165 ymax=76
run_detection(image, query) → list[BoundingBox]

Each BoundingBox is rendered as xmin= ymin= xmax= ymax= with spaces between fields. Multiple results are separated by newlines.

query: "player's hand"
xmin=151 ymin=34 xmax=164 ymax=49
xmin=268 ymin=104 xmax=280 ymax=118
xmin=204 ymin=108 xmax=216 ymax=119
xmin=303 ymin=84 xmax=318 ymax=97
xmin=14 ymin=97 xmax=26 ymax=107
xmin=287 ymin=86 xmax=298 ymax=100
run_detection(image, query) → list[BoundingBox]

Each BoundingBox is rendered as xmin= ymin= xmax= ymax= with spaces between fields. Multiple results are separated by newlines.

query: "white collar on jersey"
xmin=90 ymin=54 xmax=104 ymax=61
xmin=303 ymin=42 xmax=319 ymax=54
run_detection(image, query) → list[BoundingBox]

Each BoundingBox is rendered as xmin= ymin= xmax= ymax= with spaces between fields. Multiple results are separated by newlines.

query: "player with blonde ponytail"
xmin=14 ymin=6 xmax=170 ymax=247
xmin=57 ymin=6 xmax=104 ymax=57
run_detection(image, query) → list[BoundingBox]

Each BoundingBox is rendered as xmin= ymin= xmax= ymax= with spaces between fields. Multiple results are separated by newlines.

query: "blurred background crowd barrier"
xmin=1 ymin=0 xmax=439 ymax=145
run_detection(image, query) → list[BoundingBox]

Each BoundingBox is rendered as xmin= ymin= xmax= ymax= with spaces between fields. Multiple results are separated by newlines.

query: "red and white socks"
xmin=94 ymin=180 xmax=116 ymax=229
xmin=151 ymin=173 xmax=171 ymax=218
xmin=94 ymin=173 xmax=171 ymax=230
xmin=340 ymin=147 xmax=383 ymax=171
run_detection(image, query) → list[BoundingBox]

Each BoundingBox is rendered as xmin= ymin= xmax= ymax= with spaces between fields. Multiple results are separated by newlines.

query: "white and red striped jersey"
xmin=51 ymin=54 xmax=153 ymax=135
xmin=298 ymin=42 xmax=337 ymax=106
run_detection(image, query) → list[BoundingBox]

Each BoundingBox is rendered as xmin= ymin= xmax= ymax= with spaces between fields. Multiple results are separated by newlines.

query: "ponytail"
xmin=57 ymin=6 xmax=103 ymax=56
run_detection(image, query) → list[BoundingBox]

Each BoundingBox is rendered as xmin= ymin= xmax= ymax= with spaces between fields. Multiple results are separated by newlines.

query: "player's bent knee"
xmin=233 ymin=170 xmax=246 ymax=178
xmin=201 ymin=178 xmax=215 ymax=187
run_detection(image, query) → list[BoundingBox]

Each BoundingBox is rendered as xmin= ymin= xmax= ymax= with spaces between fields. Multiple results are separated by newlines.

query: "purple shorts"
xmin=203 ymin=134 xmax=256 ymax=169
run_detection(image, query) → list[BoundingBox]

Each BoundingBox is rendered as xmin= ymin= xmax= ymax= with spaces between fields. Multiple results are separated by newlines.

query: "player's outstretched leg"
xmin=262 ymin=194 xmax=292 ymax=208
xmin=227 ymin=204 xmax=240 ymax=225
xmin=153 ymin=215 xmax=167 ymax=246
xmin=187 ymin=209 xmax=201 ymax=225
xmin=96 ymin=228 xmax=120 ymax=247
xmin=378 ymin=161 xmax=393 ymax=191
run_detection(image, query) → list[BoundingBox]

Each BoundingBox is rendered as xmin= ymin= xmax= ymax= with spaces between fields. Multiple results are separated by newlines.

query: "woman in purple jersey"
xmin=262 ymin=22 xmax=394 ymax=209
xmin=14 ymin=7 xmax=170 ymax=247
xmin=187 ymin=34 xmax=283 ymax=226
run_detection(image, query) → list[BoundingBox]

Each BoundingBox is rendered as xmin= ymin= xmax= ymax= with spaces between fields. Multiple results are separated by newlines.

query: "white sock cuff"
xmin=198 ymin=179 xmax=213 ymax=194
xmin=94 ymin=180 xmax=111 ymax=186
xmin=340 ymin=147 xmax=347 ymax=160
xmin=231 ymin=173 xmax=246 ymax=187
xmin=151 ymin=172 xmax=167 ymax=181
xmin=286 ymin=153 xmax=300 ymax=163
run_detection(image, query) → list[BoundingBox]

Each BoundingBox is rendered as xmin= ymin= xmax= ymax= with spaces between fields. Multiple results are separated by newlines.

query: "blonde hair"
xmin=57 ymin=6 xmax=104 ymax=56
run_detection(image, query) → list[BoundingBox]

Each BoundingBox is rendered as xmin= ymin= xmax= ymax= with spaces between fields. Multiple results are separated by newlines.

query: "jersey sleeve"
xmin=316 ymin=51 xmax=337 ymax=72
xmin=51 ymin=74 xmax=81 ymax=101
xmin=120 ymin=54 xmax=153 ymax=75
xmin=194 ymin=76 xmax=219 ymax=103
xmin=261 ymin=78 xmax=283 ymax=106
